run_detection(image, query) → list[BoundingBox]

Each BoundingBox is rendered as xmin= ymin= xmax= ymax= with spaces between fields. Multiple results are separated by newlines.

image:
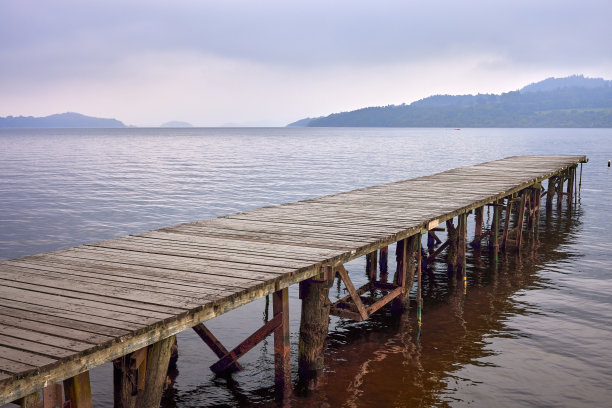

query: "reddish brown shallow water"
xmin=1 ymin=128 xmax=611 ymax=407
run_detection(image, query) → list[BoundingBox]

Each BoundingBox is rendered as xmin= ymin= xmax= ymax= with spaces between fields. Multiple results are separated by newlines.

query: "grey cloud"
xmin=2 ymin=0 xmax=611 ymax=72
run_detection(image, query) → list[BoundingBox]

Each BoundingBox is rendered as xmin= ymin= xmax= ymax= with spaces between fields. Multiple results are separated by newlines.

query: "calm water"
xmin=1 ymin=128 xmax=611 ymax=407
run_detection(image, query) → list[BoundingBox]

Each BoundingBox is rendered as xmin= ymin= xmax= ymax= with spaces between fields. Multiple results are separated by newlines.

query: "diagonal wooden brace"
xmin=210 ymin=313 xmax=283 ymax=374
xmin=193 ymin=324 xmax=242 ymax=372
xmin=336 ymin=265 xmax=369 ymax=321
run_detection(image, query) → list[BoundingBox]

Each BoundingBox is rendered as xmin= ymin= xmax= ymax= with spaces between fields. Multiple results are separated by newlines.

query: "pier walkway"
xmin=0 ymin=155 xmax=586 ymax=406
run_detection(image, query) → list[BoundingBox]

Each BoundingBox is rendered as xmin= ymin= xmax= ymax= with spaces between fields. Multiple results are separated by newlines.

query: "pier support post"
xmin=17 ymin=392 xmax=40 ymax=408
xmin=445 ymin=219 xmax=457 ymax=276
xmin=63 ymin=371 xmax=93 ymax=408
xmin=473 ymin=206 xmax=483 ymax=247
xmin=366 ymin=251 xmax=378 ymax=280
xmin=416 ymin=232 xmax=423 ymax=328
xmin=379 ymin=246 xmax=388 ymax=277
xmin=546 ymin=177 xmax=556 ymax=210
xmin=501 ymin=197 xmax=513 ymax=251
xmin=273 ymin=288 xmax=291 ymax=396
xmin=557 ymin=174 xmax=565 ymax=209
xmin=458 ymin=213 xmax=467 ymax=290
xmin=567 ymin=166 xmax=575 ymax=209
xmin=492 ymin=201 xmax=501 ymax=264
xmin=42 ymin=384 xmax=62 ymax=408
xmin=392 ymin=235 xmax=418 ymax=313
xmin=298 ymin=268 xmax=334 ymax=381
xmin=515 ymin=191 xmax=528 ymax=251
xmin=113 ymin=336 xmax=175 ymax=408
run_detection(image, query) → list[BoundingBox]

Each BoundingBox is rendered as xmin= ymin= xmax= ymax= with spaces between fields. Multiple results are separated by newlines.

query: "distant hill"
xmin=288 ymin=75 xmax=612 ymax=128
xmin=160 ymin=121 xmax=193 ymax=128
xmin=0 ymin=112 xmax=126 ymax=128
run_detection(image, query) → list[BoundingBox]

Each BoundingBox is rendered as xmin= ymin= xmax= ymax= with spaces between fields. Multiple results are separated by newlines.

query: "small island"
xmin=160 ymin=121 xmax=193 ymax=128
xmin=0 ymin=112 xmax=126 ymax=128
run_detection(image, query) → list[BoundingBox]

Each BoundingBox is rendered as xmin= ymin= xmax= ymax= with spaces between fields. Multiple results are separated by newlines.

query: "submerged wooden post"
xmin=137 ymin=335 xmax=175 ymax=408
xmin=567 ymin=166 xmax=575 ymax=209
xmin=546 ymin=177 xmax=556 ymax=210
xmin=114 ymin=336 xmax=175 ymax=408
xmin=445 ymin=219 xmax=457 ymax=276
xmin=579 ymin=163 xmax=583 ymax=199
xmin=473 ymin=206 xmax=483 ymax=246
xmin=63 ymin=371 xmax=93 ymax=408
xmin=273 ymin=288 xmax=291 ymax=396
xmin=557 ymin=174 xmax=565 ymax=209
xmin=298 ymin=268 xmax=334 ymax=380
xmin=379 ymin=246 xmax=388 ymax=276
xmin=416 ymin=231 xmax=423 ymax=328
xmin=501 ymin=197 xmax=513 ymax=250
xmin=458 ymin=213 xmax=467 ymax=291
xmin=366 ymin=251 xmax=378 ymax=280
xmin=515 ymin=190 xmax=528 ymax=251
xmin=492 ymin=201 xmax=501 ymax=264
xmin=392 ymin=235 xmax=418 ymax=312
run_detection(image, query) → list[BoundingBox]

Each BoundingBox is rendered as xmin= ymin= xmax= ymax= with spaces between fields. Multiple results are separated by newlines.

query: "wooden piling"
xmin=515 ymin=191 xmax=528 ymax=251
xmin=18 ymin=391 xmax=40 ymax=408
xmin=63 ymin=371 xmax=93 ymax=408
xmin=501 ymin=197 xmax=513 ymax=250
xmin=546 ymin=177 xmax=556 ymax=210
xmin=579 ymin=163 xmax=583 ymax=199
xmin=458 ymin=213 xmax=467 ymax=290
xmin=366 ymin=251 xmax=378 ymax=280
xmin=557 ymin=174 xmax=565 ymax=209
xmin=473 ymin=206 xmax=483 ymax=247
xmin=113 ymin=336 xmax=175 ymax=408
xmin=42 ymin=384 xmax=62 ymax=408
xmin=298 ymin=269 xmax=334 ymax=379
xmin=416 ymin=232 xmax=423 ymax=327
xmin=273 ymin=288 xmax=291 ymax=396
xmin=567 ymin=166 xmax=575 ymax=209
xmin=392 ymin=235 xmax=418 ymax=312
xmin=379 ymin=246 xmax=388 ymax=276
xmin=445 ymin=219 xmax=457 ymax=275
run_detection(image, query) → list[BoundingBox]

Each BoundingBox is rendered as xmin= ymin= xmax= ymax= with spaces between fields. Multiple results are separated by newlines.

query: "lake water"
xmin=1 ymin=127 xmax=611 ymax=407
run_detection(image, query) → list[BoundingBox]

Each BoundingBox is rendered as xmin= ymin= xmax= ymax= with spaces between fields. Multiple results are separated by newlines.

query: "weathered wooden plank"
xmin=0 ymin=324 xmax=93 ymax=352
xmin=0 ymin=346 xmax=57 ymax=369
xmin=25 ymin=254 xmax=262 ymax=288
xmin=0 ymin=313 xmax=111 ymax=345
xmin=0 ymin=298 xmax=155 ymax=331
xmin=0 ymin=280 xmax=187 ymax=318
xmin=0 ymin=334 xmax=75 ymax=359
xmin=4 ymin=260 xmax=230 ymax=296
xmin=0 ymin=305 xmax=127 ymax=339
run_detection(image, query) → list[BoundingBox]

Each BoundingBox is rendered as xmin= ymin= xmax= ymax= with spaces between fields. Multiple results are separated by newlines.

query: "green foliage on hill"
xmin=289 ymin=75 xmax=612 ymax=128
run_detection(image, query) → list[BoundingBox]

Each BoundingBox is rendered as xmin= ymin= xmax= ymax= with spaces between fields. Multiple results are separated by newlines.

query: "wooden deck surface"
xmin=0 ymin=155 xmax=586 ymax=403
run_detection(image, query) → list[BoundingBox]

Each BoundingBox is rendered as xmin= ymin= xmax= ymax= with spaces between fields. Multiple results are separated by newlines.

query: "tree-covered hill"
xmin=289 ymin=75 xmax=612 ymax=128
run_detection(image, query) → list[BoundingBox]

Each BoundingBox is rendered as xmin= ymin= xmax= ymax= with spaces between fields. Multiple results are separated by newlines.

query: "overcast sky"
xmin=1 ymin=0 xmax=610 ymax=126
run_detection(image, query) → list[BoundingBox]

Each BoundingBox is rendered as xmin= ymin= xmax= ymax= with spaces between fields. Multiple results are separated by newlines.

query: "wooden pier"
xmin=0 ymin=155 xmax=586 ymax=406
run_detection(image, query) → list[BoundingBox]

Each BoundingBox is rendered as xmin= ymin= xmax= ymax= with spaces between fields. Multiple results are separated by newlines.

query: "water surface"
xmin=1 ymin=127 xmax=611 ymax=407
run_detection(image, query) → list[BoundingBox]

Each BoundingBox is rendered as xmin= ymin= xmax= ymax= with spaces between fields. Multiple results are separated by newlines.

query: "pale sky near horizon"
xmin=1 ymin=0 xmax=611 ymax=127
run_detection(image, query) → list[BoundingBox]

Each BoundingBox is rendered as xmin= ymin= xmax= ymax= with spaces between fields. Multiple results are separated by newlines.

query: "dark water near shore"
xmin=1 ymin=128 xmax=611 ymax=407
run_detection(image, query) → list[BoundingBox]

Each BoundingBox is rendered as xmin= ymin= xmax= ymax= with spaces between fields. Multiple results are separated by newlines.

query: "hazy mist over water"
xmin=1 ymin=127 xmax=611 ymax=407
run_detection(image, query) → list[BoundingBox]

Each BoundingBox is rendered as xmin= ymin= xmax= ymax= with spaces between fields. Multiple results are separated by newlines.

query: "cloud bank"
xmin=1 ymin=0 xmax=610 ymax=126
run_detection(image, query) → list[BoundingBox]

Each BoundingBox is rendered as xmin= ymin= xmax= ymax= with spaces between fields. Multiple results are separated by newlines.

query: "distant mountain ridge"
xmin=289 ymin=75 xmax=612 ymax=128
xmin=0 ymin=112 xmax=126 ymax=128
